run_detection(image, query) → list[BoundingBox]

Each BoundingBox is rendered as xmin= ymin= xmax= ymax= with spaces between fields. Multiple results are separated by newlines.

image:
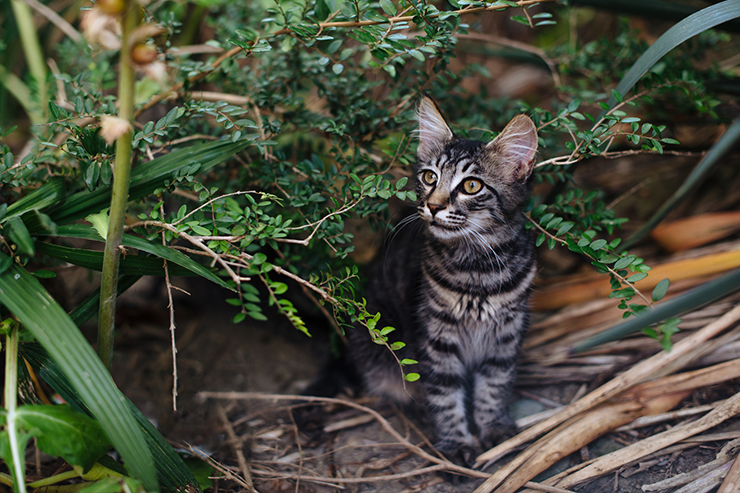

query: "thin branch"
xmin=160 ymin=203 xmax=179 ymax=411
xmin=196 ymin=391 xmax=577 ymax=493
xmin=137 ymin=0 xmax=554 ymax=114
xmin=525 ymin=215 xmax=652 ymax=306
xmin=216 ymin=405 xmax=256 ymax=493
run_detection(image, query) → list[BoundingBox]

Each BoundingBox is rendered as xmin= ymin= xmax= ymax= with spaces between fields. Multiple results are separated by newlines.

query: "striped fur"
xmin=346 ymin=95 xmax=538 ymax=465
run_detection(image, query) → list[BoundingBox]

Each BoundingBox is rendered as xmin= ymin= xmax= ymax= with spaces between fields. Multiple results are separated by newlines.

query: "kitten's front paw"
xmin=437 ymin=444 xmax=478 ymax=484
xmin=436 ymin=439 xmax=477 ymax=465
xmin=480 ymin=420 xmax=517 ymax=451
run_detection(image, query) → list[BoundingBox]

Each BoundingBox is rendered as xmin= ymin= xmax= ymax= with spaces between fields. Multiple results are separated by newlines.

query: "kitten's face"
xmin=416 ymin=141 xmax=501 ymax=241
xmin=415 ymin=96 xmax=538 ymax=242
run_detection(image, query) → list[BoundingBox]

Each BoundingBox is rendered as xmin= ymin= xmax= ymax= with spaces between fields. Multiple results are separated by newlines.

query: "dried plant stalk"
xmin=479 ymin=357 xmax=740 ymax=493
xmin=488 ymin=392 xmax=688 ymax=493
xmin=531 ymin=249 xmax=740 ymax=310
xmin=475 ymin=303 xmax=740 ymax=476
xmin=551 ymin=391 xmax=740 ymax=489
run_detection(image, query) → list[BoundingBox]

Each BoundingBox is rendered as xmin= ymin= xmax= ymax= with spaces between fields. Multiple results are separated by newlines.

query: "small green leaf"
xmin=379 ymin=326 xmax=395 ymax=336
xmin=380 ymin=0 xmax=397 ymax=16
xmin=405 ymin=373 xmax=420 ymax=382
xmin=86 ymin=209 xmax=110 ymax=240
xmin=314 ymin=0 xmax=330 ymax=20
xmin=271 ymin=282 xmax=288 ymax=295
xmin=248 ymin=311 xmax=268 ymax=321
xmin=652 ymin=278 xmax=670 ymax=302
xmin=626 ymin=272 xmax=648 ymax=283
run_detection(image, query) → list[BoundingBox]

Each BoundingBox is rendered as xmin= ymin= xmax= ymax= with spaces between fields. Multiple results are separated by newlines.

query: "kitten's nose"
xmin=428 ymin=203 xmax=445 ymax=216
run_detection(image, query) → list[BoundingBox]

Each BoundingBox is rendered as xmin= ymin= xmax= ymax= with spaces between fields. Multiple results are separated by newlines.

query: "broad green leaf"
xmin=79 ymin=476 xmax=142 ymax=493
xmin=36 ymin=242 xmax=203 ymax=277
xmin=0 ymin=261 xmax=158 ymax=491
xmin=2 ymin=179 xmax=64 ymax=224
xmin=17 ymin=405 xmax=110 ymax=473
xmin=19 ymin=343 xmax=201 ymax=493
xmin=42 ymin=224 xmax=234 ymax=292
xmin=46 ymin=140 xmax=250 ymax=226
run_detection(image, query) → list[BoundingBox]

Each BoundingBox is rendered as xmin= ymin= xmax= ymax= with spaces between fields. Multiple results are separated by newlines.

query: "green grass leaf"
xmin=42 ymin=225 xmax=234 ymax=292
xmin=603 ymin=0 xmax=740 ymax=114
xmin=0 ymin=261 xmax=158 ymax=491
xmin=2 ymin=178 xmax=64 ymax=224
xmin=574 ymin=268 xmax=740 ymax=352
xmin=36 ymin=242 xmax=207 ymax=278
xmin=45 ymin=140 xmax=250 ymax=226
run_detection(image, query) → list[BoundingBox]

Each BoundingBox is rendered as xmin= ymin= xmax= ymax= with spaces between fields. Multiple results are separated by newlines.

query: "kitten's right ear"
xmin=417 ymin=95 xmax=453 ymax=161
xmin=487 ymin=114 xmax=538 ymax=182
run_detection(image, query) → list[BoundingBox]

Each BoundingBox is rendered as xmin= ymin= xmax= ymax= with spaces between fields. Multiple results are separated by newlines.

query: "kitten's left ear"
xmin=487 ymin=114 xmax=538 ymax=181
xmin=417 ymin=95 xmax=454 ymax=161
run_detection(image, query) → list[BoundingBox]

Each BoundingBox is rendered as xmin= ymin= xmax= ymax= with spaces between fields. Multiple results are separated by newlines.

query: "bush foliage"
xmin=0 ymin=0 xmax=738 ymax=490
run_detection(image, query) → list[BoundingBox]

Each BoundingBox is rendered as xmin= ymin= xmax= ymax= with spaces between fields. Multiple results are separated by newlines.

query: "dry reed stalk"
xmin=473 ymin=303 xmax=740 ymax=490
xmin=651 ymin=211 xmax=740 ymax=253
xmin=550 ymin=390 xmax=740 ymax=490
xmin=718 ymin=453 xmax=740 ymax=492
xmin=478 ymin=358 xmax=740 ymax=493
xmin=531 ymin=249 xmax=740 ymax=310
xmin=482 ymin=392 xmax=688 ymax=493
xmin=641 ymin=439 xmax=740 ymax=491
xmin=614 ymin=400 xmax=724 ymax=432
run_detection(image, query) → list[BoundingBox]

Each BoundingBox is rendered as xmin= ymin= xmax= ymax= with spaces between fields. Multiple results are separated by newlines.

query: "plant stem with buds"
xmin=98 ymin=1 xmax=140 ymax=370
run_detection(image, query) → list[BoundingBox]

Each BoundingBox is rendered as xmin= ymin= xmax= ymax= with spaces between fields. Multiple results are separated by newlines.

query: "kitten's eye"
xmin=422 ymin=170 xmax=437 ymax=185
xmin=462 ymin=178 xmax=483 ymax=194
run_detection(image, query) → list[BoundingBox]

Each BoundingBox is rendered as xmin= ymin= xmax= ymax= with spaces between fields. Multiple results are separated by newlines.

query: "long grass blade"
xmin=573 ymin=268 xmax=740 ymax=353
xmin=44 ymin=224 xmax=234 ymax=291
xmin=3 ymin=178 xmax=64 ymax=222
xmin=621 ymin=116 xmax=740 ymax=250
xmin=0 ymin=259 xmax=159 ymax=491
xmin=37 ymin=242 xmax=203 ymax=277
xmin=69 ymin=275 xmax=141 ymax=327
xmin=20 ymin=343 xmax=200 ymax=493
xmin=572 ymin=0 xmax=740 ymax=33
xmin=46 ymin=140 xmax=251 ymax=225
xmin=604 ymin=0 xmax=740 ymax=111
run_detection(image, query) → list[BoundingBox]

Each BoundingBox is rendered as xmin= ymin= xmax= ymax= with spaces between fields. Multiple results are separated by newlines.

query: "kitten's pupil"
xmin=462 ymin=178 xmax=482 ymax=194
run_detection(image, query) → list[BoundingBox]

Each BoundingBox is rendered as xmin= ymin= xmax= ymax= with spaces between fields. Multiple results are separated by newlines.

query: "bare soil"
xmin=95 ymin=275 xmax=740 ymax=493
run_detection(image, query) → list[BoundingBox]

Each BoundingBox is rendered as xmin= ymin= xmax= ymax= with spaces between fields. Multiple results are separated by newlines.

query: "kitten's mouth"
xmin=429 ymin=219 xmax=457 ymax=231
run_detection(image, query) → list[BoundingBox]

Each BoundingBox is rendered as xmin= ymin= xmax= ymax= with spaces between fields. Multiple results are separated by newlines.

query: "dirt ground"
xmin=87 ymin=273 xmax=739 ymax=493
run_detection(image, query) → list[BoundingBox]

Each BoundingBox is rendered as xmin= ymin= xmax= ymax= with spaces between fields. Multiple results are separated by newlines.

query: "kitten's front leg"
xmin=423 ymin=372 xmax=478 ymax=465
xmin=474 ymin=356 xmax=518 ymax=451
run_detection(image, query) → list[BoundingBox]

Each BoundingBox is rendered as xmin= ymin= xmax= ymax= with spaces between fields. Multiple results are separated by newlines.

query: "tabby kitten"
xmin=346 ymin=95 xmax=538 ymax=465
